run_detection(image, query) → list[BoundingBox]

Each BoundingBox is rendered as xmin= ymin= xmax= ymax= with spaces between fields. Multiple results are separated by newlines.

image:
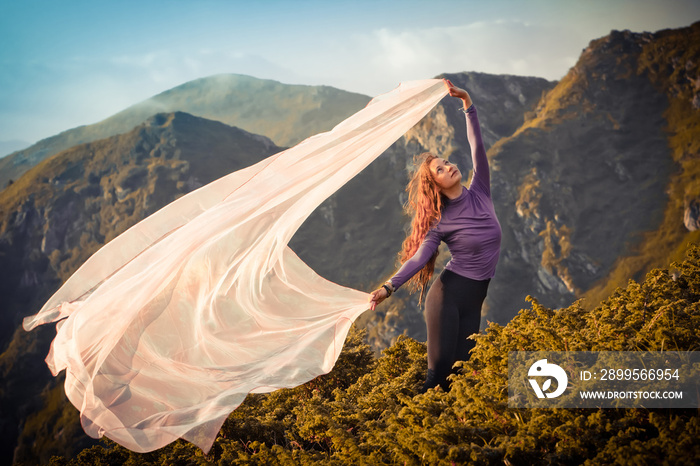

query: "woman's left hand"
xmin=444 ymin=79 xmax=472 ymax=108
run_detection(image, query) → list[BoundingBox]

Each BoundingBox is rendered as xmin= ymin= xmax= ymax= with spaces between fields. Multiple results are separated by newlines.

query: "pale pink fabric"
xmin=23 ymin=79 xmax=448 ymax=453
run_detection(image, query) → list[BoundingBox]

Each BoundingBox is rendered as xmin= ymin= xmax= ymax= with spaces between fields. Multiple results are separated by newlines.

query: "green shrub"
xmin=53 ymin=244 xmax=700 ymax=465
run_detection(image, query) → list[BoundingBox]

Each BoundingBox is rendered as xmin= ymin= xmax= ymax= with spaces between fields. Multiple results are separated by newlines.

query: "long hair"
xmin=399 ymin=152 xmax=446 ymax=303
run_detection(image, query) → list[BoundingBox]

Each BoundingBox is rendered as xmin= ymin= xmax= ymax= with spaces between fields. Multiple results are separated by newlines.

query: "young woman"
xmin=369 ymin=80 xmax=502 ymax=393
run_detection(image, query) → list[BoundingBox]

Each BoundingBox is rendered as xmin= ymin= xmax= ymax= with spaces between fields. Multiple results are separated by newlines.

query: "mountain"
xmin=0 ymin=74 xmax=371 ymax=190
xmin=487 ymin=23 xmax=700 ymax=321
xmin=1 ymin=21 xmax=698 ymax=464
xmin=579 ymin=23 xmax=700 ymax=304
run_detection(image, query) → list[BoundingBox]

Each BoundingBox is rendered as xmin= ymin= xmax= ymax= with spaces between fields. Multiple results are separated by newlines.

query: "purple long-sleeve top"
xmin=390 ymin=105 xmax=501 ymax=288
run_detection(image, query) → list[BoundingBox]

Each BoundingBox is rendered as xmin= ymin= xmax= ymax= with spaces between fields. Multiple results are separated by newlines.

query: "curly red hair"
xmin=399 ymin=152 xmax=446 ymax=303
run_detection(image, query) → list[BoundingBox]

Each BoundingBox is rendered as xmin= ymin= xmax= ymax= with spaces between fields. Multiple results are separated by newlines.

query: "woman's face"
xmin=428 ymin=158 xmax=461 ymax=192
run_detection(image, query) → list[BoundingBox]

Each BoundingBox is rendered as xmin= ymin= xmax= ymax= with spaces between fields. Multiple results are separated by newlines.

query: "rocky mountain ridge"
xmin=487 ymin=28 xmax=678 ymax=318
xmin=352 ymin=22 xmax=700 ymax=337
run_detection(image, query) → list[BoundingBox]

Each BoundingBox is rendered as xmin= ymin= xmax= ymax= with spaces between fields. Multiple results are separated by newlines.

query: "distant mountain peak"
xmin=0 ymin=75 xmax=371 ymax=192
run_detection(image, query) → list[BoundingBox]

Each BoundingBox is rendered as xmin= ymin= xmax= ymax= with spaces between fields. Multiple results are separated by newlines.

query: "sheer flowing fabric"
xmin=23 ymin=79 xmax=448 ymax=453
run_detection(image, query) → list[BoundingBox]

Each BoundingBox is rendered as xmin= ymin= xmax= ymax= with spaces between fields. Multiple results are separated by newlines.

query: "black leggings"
xmin=421 ymin=269 xmax=490 ymax=392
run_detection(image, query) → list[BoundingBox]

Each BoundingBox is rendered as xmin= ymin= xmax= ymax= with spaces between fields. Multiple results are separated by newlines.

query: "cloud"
xmin=382 ymin=20 xmax=579 ymax=77
xmin=370 ymin=28 xmax=444 ymax=70
xmin=316 ymin=19 xmax=582 ymax=96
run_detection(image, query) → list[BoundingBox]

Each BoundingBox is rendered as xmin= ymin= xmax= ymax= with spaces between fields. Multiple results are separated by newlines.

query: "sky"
xmin=1 ymin=0 xmax=699 ymax=151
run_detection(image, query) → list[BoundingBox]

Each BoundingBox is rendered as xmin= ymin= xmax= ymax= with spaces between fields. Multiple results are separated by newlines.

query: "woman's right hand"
xmin=369 ymin=287 xmax=388 ymax=311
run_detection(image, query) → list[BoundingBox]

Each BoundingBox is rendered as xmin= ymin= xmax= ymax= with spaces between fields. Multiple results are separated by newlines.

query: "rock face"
xmin=685 ymin=200 xmax=700 ymax=231
xmin=487 ymin=28 xmax=676 ymax=320
xmin=487 ymin=25 xmax=700 ymax=322
xmin=354 ymin=23 xmax=700 ymax=336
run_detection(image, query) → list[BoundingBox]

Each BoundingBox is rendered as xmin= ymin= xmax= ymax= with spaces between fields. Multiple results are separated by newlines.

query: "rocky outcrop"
xmin=685 ymin=199 xmax=700 ymax=231
xmin=363 ymin=23 xmax=698 ymax=328
xmin=481 ymin=27 xmax=693 ymax=321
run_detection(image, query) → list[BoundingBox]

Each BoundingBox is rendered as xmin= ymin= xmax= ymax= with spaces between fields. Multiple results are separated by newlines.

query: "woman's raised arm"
xmin=444 ymin=79 xmax=490 ymax=196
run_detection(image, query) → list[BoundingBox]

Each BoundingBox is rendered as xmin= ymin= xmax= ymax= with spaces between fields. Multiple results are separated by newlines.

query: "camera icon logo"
xmin=528 ymin=359 xmax=568 ymax=399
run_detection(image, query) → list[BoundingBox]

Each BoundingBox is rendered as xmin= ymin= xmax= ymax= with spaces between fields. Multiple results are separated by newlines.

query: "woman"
xmin=369 ymin=80 xmax=502 ymax=393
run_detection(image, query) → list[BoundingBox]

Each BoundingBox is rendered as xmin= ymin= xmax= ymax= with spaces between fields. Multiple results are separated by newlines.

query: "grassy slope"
xmin=50 ymin=244 xmax=700 ymax=465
